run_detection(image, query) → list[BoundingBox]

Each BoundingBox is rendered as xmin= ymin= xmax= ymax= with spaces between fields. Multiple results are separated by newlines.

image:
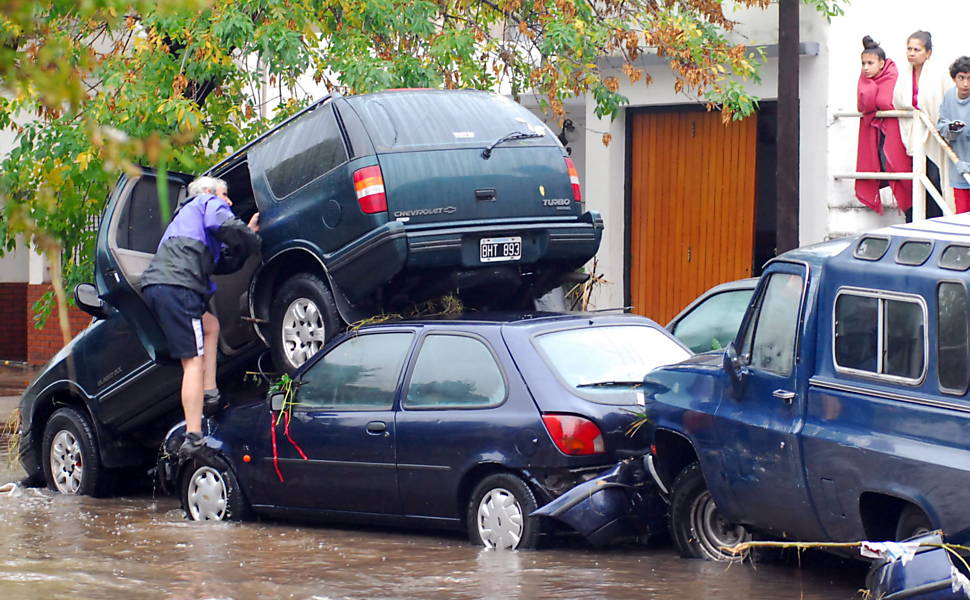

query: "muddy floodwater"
xmin=0 ymin=454 xmax=867 ymax=600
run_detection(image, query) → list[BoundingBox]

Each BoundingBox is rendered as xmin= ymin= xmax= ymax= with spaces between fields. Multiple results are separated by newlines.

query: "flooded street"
xmin=0 ymin=454 xmax=867 ymax=600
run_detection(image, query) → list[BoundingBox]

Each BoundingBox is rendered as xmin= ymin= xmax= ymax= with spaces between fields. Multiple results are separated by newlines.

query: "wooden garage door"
xmin=629 ymin=109 xmax=756 ymax=324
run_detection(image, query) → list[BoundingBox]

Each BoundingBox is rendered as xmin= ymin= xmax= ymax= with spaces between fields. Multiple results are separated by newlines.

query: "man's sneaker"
xmin=203 ymin=391 xmax=222 ymax=416
xmin=179 ymin=432 xmax=204 ymax=459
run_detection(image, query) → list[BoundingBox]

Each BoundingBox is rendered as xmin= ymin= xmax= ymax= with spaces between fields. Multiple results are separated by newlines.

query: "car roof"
xmin=351 ymin=310 xmax=662 ymax=331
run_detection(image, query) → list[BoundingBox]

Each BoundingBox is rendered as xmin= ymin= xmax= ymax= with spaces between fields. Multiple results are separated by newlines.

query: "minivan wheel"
xmin=467 ymin=473 xmax=540 ymax=550
xmin=895 ymin=505 xmax=934 ymax=541
xmin=669 ymin=462 xmax=750 ymax=561
xmin=270 ymin=273 xmax=342 ymax=374
xmin=180 ymin=460 xmax=251 ymax=521
xmin=41 ymin=407 xmax=106 ymax=496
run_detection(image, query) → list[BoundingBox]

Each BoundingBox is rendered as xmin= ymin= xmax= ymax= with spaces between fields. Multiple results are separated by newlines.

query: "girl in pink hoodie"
xmin=856 ymin=36 xmax=913 ymax=214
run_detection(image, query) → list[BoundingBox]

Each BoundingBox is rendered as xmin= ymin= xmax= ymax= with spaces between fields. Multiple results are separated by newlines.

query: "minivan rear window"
xmin=251 ymin=103 xmax=348 ymax=200
xmin=534 ymin=325 xmax=689 ymax=404
xmin=345 ymin=91 xmax=558 ymax=153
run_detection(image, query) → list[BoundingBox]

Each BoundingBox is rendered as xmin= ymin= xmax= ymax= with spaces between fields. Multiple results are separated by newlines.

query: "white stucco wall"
xmin=582 ymin=8 xmax=796 ymax=309
xmin=0 ymin=122 xmax=34 ymax=283
xmin=583 ymin=0 xmax=965 ymax=309
xmin=824 ymin=0 xmax=965 ymax=237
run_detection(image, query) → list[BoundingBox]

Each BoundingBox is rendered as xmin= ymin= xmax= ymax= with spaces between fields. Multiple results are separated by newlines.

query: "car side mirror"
xmin=723 ymin=342 xmax=745 ymax=396
xmin=269 ymin=391 xmax=286 ymax=412
xmin=74 ymin=283 xmax=109 ymax=320
xmin=640 ymin=376 xmax=670 ymax=398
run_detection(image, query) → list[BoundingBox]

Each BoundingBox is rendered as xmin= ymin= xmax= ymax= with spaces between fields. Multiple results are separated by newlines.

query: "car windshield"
xmin=672 ymin=288 xmax=755 ymax=353
xmin=534 ymin=325 xmax=689 ymax=397
xmin=346 ymin=90 xmax=558 ymax=152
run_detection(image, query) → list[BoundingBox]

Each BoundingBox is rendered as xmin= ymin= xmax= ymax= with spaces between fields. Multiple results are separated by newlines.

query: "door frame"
xmin=622 ymin=103 xmax=775 ymax=314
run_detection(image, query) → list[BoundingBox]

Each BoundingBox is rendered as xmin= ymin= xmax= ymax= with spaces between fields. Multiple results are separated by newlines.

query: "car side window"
xmin=297 ymin=332 xmax=413 ymax=410
xmin=744 ymin=273 xmax=803 ymax=376
xmin=115 ymin=176 xmax=184 ymax=253
xmin=938 ymin=282 xmax=969 ymax=394
xmin=671 ymin=289 xmax=755 ymax=353
xmin=255 ymin=103 xmax=348 ymax=200
xmin=404 ymin=334 xmax=506 ymax=409
xmin=833 ymin=290 xmax=926 ymax=382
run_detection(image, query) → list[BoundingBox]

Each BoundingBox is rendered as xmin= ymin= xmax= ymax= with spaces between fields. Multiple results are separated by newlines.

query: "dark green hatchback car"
xmin=210 ymin=89 xmax=603 ymax=372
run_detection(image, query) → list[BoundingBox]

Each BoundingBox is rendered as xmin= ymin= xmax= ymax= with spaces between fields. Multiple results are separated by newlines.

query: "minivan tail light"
xmin=353 ymin=165 xmax=387 ymax=214
xmin=564 ymin=158 xmax=582 ymax=203
xmin=541 ymin=414 xmax=605 ymax=455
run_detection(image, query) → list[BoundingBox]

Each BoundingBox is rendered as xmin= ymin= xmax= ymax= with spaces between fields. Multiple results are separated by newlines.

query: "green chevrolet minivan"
xmin=212 ymin=89 xmax=603 ymax=372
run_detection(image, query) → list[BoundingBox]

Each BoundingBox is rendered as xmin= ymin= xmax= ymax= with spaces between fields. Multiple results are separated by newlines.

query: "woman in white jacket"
xmin=893 ymin=30 xmax=950 ymax=220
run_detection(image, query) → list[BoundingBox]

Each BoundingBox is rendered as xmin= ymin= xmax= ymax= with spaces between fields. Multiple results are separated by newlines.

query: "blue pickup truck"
xmin=646 ymin=215 xmax=970 ymax=560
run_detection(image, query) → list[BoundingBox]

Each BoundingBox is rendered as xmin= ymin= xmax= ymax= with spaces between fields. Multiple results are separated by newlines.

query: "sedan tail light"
xmin=564 ymin=158 xmax=582 ymax=203
xmin=353 ymin=165 xmax=387 ymax=214
xmin=541 ymin=414 xmax=605 ymax=455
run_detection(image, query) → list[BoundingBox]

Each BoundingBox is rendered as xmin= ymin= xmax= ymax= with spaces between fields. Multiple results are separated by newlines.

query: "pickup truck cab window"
xmin=937 ymin=281 xmax=970 ymax=394
xmin=833 ymin=289 xmax=927 ymax=383
xmin=940 ymin=244 xmax=970 ymax=271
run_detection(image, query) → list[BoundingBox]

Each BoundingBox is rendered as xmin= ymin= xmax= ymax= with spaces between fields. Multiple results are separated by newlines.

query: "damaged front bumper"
xmin=531 ymin=455 xmax=666 ymax=546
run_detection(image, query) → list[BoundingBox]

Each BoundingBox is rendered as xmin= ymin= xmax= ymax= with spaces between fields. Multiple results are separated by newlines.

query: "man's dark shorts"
xmin=142 ymin=284 xmax=206 ymax=359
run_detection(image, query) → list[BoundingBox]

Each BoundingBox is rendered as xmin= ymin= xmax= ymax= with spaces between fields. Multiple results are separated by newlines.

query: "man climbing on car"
xmin=141 ymin=176 xmax=261 ymax=457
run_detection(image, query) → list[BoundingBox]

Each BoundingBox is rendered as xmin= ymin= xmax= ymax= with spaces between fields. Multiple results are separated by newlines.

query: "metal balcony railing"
xmin=832 ymin=108 xmax=970 ymax=220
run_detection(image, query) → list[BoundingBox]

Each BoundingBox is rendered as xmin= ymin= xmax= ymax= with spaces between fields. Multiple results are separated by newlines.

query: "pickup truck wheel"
xmin=180 ymin=459 xmax=252 ymax=521
xmin=270 ymin=273 xmax=341 ymax=374
xmin=41 ymin=407 xmax=107 ymax=497
xmin=895 ymin=505 xmax=933 ymax=541
xmin=467 ymin=473 xmax=540 ymax=549
xmin=669 ymin=462 xmax=749 ymax=561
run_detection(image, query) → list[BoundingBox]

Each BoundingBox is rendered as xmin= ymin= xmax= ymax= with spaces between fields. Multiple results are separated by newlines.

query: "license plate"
xmin=480 ymin=236 xmax=522 ymax=263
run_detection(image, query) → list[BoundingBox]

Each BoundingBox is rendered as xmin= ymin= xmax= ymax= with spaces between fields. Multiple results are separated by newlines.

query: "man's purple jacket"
xmin=140 ymin=193 xmax=260 ymax=298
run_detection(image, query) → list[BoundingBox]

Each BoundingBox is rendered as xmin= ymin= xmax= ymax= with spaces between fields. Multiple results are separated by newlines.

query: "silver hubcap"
xmin=50 ymin=430 xmax=83 ymax=494
xmin=281 ymin=297 xmax=326 ymax=368
xmin=689 ymin=489 xmax=750 ymax=561
xmin=477 ymin=487 xmax=525 ymax=549
xmin=186 ymin=466 xmax=228 ymax=521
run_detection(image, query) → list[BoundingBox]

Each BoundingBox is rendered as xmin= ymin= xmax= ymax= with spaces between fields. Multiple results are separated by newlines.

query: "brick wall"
xmin=25 ymin=284 xmax=90 ymax=365
xmin=0 ymin=282 xmax=28 ymax=360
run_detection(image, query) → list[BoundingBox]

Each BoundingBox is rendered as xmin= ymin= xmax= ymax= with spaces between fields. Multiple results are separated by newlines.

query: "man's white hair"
xmin=187 ymin=176 xmax=228 ymax=198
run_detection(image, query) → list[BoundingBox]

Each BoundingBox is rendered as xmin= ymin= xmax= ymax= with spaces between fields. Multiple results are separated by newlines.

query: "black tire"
xmin=180 ymin=458 xmax=252 ymax=521
xmin=895 ymin=505 xmax=934 ymax=541
xmin=466 ymin=473 xmax=541 ymax=549
xmin=41 ymin=407 xmax=108 ymax=497
xmin=669 ymin=462 xmax=750 ymax=561
xmin=270 ymin=273 xmax=342 ymax=375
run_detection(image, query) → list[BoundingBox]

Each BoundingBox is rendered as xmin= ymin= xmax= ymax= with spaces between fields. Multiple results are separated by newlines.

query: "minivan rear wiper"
xmin=576 ymin=380 xmax=644 ymax=389
xmin=481 ymin=131 xmax=544 ymax=159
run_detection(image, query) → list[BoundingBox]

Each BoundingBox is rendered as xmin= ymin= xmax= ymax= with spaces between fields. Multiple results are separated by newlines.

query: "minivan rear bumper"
xmin=327 ymin=212 xmax=603 ymax=302
xmin=405 ymin=211 xmax=603 ymax=269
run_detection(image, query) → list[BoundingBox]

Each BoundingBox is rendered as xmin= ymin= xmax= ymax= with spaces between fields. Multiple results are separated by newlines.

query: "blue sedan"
xmin=158 ymin=312 xmax=689 ymax=549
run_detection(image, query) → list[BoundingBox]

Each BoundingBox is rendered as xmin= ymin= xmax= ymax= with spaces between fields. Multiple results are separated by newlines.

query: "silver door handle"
xmin=772 ymin=389 xmax=796 ymax=403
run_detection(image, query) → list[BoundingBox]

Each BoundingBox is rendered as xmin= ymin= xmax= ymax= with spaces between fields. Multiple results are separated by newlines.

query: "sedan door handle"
xmin=366 ymin=421 xmax=387 ymax=434
xmin=772 ymin=389 xmax=796 ymax=404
